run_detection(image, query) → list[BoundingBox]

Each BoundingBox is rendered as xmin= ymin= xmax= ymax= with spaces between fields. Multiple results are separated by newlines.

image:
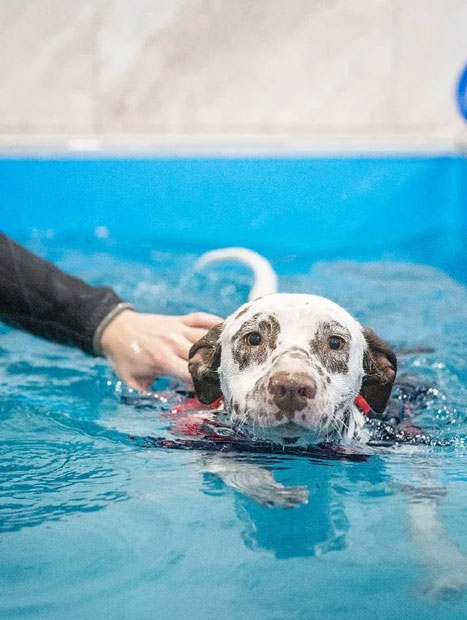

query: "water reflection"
xmin=206 ymin=450 xmax=467 ymax=601
xmin=234 ymin=476 xmax=348 ymax=559
xmin=212 ymin=456 xmax=386 ymax=560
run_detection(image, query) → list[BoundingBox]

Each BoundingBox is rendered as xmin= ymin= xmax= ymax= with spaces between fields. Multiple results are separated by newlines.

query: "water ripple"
xmin=0 ymin=438 xmax=129 ymax=533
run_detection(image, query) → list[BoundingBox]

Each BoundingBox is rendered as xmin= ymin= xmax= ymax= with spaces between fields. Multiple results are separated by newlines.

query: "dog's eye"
xmin=246 ymin=332 xmax=262 ymax=346
xmin=329 ymin=335 xmax=345 ymax=351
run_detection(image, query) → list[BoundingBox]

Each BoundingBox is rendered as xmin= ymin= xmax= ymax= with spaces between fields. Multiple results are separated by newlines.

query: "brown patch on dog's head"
xmin=360 ymin=327 xmax=397 ymax=413
xmin=188 ymin=323 xmax=223 ymax=404
xmin=310 ymin=320 xmax=351 ymax=374
xmin=231 ymin=314 xmax=280 ymax=371
xmin=234 ymin=305 xmax=251 ymax=320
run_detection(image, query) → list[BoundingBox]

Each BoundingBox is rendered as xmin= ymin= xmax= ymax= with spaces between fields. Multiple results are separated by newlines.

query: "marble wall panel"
xmin=97 ymin=0 xmax=395 ymax=135
xmin=0 ymin=0 xmax=96 ymax=133
xmin=0 ymin=0 xmax=465 ymax=144
xmin=392 ymin=0 xmax=467 ymax=139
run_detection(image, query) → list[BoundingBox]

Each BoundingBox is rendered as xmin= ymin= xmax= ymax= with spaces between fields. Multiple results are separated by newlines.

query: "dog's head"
xmin=188 ymin=294 xmax=396 ymax=444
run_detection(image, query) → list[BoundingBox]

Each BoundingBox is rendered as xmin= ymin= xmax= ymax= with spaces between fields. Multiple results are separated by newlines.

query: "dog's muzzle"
xmin=268 ymin=371 xmax=317 ymax=417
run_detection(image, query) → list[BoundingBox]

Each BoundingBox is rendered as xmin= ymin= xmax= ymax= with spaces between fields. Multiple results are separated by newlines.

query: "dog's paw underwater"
xmin=205 ymin=456 xmax=309 ymax=509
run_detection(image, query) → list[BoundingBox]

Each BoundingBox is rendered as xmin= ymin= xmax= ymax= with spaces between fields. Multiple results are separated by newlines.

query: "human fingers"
xmin=120 ymin=352 xmax=192 ymax=389
xmin=118 ymin=370 xmax=153 ymax=393
xmin=162 ymin=354 xmax=193 ymax=386
xmin=183 ymin=326 xmax=216 ymax=344
xmin=182 ymin=312 xmax=222 ymax=328
xmin=163 ymin=334 xmax=193 ymax=360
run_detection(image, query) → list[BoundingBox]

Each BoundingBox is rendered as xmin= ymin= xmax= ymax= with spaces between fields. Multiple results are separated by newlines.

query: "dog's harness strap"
xmin=354 ymin=395 xmax=371 ymax=415
xmin=208 ymin=397 xmax=224 ymax=409
xmin=168 ymin=383 xmax=427 ymax=448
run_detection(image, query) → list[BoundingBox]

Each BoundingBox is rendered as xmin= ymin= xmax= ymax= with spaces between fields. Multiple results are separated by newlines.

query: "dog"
xmin=184 ymin=248 xmax=467 ymax=598
xmin=181 ymin=248 xmax=397 ymax=508
xmin=189 ymin=249 xmax=396 ymax=448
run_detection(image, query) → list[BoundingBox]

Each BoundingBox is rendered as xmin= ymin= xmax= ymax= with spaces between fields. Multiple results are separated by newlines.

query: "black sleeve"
xmin=0 ymin=233 xmax=125 ymax=355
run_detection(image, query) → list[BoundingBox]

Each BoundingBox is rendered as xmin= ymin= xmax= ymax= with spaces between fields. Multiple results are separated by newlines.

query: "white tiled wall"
xmin=0 ymin=0 xmax=466 ymax=148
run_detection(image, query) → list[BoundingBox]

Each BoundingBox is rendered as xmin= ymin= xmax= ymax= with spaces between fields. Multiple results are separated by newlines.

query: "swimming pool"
xmin=1 ymin=154 xmax=467 ymax=619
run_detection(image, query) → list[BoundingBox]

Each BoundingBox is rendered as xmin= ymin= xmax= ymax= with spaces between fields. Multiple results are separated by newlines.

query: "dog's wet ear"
xmin=361 ymin=327 xmax=397 ymax=413
xmin=188 ymin=323 xmax=223 ymax=404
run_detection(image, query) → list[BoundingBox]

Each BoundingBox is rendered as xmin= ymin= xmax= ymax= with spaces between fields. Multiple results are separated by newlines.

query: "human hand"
xmin=100 ymin=310 xmax=222 ymax=391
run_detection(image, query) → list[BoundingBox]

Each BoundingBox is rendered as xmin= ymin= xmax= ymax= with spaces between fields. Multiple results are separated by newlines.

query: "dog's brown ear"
xmin=188 ymin=323 xmax=223 ymax=404
xmin=360 ymin=327 xmax=397 ymax=413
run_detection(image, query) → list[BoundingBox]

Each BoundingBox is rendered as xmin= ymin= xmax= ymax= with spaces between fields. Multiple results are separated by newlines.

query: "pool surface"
xmin=1 ymin=155 xmax=467 ymax=620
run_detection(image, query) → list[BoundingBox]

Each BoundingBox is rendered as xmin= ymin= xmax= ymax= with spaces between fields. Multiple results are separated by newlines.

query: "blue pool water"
xmin=1 ymin=155 xmax=467 ymax=620
xmin=1 ymin=233 xmax=467 ymax=620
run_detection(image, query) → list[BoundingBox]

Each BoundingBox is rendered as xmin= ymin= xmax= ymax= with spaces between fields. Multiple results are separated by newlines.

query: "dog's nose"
xmin=268 ymin=372 xmax=316 ymax=416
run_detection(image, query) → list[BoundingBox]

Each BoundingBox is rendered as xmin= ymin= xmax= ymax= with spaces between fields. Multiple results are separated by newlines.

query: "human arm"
xmin=0 ymin=232 xmax=127 ymax=354
xmin=0 ymin=233 xmax=221 ymax=389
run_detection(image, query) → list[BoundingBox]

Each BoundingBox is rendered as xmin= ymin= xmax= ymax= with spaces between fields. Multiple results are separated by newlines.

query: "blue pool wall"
xmin=1 ymin=155 xmax=466 ymax=254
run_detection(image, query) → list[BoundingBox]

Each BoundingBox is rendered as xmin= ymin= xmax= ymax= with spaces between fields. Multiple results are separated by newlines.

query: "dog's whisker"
xmin=339 ymin=413 xmax=352 ymax=438
xmin=329 ymin=417 xmax=340 ymax=436
xmin=235 ymin=409 xmax=250 ymax=434
xmin=335 ymin=413 xmax=347 ymax=433
xmin=329 ymin=414 xmax=346 ymax=439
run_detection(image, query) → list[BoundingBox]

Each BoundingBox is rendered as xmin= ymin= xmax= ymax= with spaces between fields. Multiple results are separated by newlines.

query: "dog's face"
xmin=189 ymin=294 xmax=396 ymax=444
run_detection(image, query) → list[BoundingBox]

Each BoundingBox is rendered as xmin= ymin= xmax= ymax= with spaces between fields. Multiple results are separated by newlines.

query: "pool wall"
xmin=1 ymin=155 xmax=466 ymax=254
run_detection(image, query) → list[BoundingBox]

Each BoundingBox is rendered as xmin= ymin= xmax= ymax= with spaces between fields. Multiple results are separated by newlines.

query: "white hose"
xmin=195 ymin=247 xmax=278 ymax=301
